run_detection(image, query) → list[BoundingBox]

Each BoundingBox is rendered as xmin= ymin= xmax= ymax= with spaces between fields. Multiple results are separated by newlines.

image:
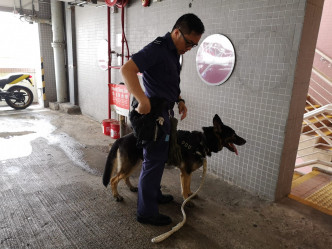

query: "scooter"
xmin=0 ymin=73 xmax=34 ymax=110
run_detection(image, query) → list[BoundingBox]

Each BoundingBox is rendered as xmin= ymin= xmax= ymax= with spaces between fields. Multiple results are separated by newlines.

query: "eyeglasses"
xmin=178 ymin=29 xmax=198 ymax=48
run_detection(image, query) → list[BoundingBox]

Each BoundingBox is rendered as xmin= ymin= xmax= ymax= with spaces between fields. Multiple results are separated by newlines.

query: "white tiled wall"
xmin=75 ymin=0 xmax=309 ymax=200
xmin=75 ymin=7 xmax=109 ymax=122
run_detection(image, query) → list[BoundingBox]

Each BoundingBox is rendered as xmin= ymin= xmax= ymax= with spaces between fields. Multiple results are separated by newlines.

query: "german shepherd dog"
xmin=102 ymin=114 xmax=246 ymax=202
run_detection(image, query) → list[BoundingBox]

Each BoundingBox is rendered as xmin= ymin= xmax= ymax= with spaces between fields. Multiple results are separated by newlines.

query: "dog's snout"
xmin=234 ymin=135 xmax=246 ymax=145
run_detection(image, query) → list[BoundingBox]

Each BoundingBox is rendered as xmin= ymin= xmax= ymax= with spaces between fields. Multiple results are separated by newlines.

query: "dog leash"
xmin=151 ymin=159 xmax=207 ymax=243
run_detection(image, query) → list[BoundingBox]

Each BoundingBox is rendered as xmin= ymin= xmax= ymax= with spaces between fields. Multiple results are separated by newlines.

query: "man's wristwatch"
xmin=177 ymin=98 xmax=185 ymax=105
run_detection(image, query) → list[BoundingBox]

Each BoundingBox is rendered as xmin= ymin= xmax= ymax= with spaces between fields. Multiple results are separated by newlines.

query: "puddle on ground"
xmin=0 ymin=131 xmax=36 ymax=138
xmin=3 ymin=166 xmax=21 ymax=175
xmin=0 ymin=118 xmax=54 ymax=161
xmin=0 ymin=114 xmax=97 ymax=174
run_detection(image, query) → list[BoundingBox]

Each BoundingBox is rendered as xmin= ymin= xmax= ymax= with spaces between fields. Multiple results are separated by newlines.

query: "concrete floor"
xmin=0 ymin=106 xmax=331 ymax=249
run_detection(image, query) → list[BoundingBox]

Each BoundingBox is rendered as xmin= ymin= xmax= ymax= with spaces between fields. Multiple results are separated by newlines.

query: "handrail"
xmin=309 ymin=49 xmax=332 ymax=107
xmin=312 ymin=67 xmax=332 ymax=87
xmin=297 ymin=104 xmax=332 ymax=168
xmin=297 ymin=143 xmax=332 ymax=152
xmin=302 ymin=128 xmax=332 ymax=137
xmin=302 ymin=121 xmax=332 ymax=147
xmin=295 ymin=159 xmax=332 ymax=168
xmin=302 ymin=112 xmax=332 ymax=137
xmin=315 ymin=48 xmax=332 ymax=64
xmin=295 ymin=49 xmax=332 ymax=170
xmin=299 ymin=134 xmax=332 ymax=143
xmin=303 ymin=104 xmax=332 ymax=119
xmin=297 ymin=150 xmax=331 ymax=158
xmin=308 ymin=79 xmax=331 ymax=105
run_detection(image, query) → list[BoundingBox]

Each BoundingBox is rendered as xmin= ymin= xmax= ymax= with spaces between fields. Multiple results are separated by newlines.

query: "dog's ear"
xmin=213 ymin=114 xmax=224 ymax=132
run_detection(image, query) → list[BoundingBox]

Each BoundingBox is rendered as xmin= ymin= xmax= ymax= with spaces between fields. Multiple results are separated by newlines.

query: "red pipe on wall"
xmin=107 ymin=0 xmax=130 ymax=120
xmin=121 ymin=4 xmax=130 ymax=64
xmin=107 ymin=6 xmax=111 ymax=119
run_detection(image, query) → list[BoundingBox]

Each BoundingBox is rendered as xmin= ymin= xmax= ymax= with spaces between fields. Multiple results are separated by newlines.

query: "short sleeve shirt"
xmin=131 ymin=32 xmax=181 ymax=103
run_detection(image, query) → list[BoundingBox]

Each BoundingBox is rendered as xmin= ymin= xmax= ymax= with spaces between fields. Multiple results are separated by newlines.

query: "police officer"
xmin=120 ymin=13 xmax=205 ymax=226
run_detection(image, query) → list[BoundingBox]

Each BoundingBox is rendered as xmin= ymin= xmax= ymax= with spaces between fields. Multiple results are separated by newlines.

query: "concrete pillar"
xmin=51 ymin=0 xmax=68 ymax=103
xmin=65 ymin=3 xmax=78 ymax=105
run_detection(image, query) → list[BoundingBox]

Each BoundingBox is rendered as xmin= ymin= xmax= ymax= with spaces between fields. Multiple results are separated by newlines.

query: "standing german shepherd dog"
xmin=102 ymin=114 xmax=246 ymax=202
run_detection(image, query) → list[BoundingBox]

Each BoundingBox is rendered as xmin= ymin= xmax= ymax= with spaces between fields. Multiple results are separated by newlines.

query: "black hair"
xmin=172 ymin=13 xmax=205 ymax=35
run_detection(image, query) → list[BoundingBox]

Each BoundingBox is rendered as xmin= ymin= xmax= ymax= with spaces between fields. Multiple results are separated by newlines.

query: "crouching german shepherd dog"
xmin=102 ymin=114 xmax=246 ymax=202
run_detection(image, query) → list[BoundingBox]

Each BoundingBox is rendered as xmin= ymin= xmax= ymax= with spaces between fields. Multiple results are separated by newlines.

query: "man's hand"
xmin=178 ymin=101 xmax=187 ymax=120
xmin=137 ymin=96 xmax=151 ymax=114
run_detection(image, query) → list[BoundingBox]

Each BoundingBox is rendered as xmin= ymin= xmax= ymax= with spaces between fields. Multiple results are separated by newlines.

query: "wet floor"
xmin=0 ymin=106 xmax=331 ymax=249
xmin=0 ymin=105 xmax=104 ymax=174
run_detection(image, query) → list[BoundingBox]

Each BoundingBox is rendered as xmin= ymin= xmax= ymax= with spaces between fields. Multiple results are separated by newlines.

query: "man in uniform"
xmin=120 ymin=13 xmax=205 ymax=226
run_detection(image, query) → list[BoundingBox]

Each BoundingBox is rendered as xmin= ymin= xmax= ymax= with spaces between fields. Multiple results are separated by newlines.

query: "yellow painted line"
xmin=323 ymin=130 xmax=331 ymax=136
xmin=303 ymin=115 xmax=332 ymax=124
xmin=290 ymin=170 xmax=332 ymax=216
xmin=288 ymin=193 xmax=332 ymax=216
xmin=305 ymin=105 xmax=321 ymax=110
xmin=291 ymin=170 xmax=320 ymax=189
xmin=41 ymin=57 xmax=46 ymax=101
xmin=292 ymin=172 xmax=303 ymax=181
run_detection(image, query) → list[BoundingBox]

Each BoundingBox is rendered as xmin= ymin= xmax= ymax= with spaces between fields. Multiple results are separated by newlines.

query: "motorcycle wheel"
xmin=5 ymin=85 xmax=34 ymax=110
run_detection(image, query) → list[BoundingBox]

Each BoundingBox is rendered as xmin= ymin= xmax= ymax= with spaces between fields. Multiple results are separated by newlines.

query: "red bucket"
xmin=102 ymin=119 xmax=113 ymax=136
xmin=110 ymin=120 xmax=120 ymax=139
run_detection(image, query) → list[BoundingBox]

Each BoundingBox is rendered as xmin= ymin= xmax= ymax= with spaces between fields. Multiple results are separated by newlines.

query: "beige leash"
xmin=151 ymin=159 xmax=207 ymax=243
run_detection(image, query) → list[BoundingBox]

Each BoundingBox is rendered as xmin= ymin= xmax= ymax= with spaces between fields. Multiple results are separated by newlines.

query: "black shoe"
xmin=137 ymin=213 xmax=172 ymax=226
xmin=158 ymin=194 xmax=174 ymax=204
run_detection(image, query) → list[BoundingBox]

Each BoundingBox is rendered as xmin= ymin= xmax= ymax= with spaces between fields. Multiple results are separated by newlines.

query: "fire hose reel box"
xmin=105 ymin=0 xmax=128 ymax=8
xmin=142 ymin=0 xmax=150 ymax=7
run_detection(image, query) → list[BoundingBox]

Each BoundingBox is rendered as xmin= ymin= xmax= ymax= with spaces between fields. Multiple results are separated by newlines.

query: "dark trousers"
xmin=137 ymin=139 xmax=169 ymax=217
xmin=137 ymin=110 xmax=171 ymax=217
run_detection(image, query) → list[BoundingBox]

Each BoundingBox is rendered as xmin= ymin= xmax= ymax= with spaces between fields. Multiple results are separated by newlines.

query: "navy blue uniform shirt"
xmin=132 ymin=32 xmax=181 ymax=103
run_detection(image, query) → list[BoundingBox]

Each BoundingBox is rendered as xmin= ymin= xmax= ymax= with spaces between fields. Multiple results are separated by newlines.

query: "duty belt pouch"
xmin=129 ymin=97 xmax=166 ymax=147
xmin=129 ymin=110 xmax=158 ymax=143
